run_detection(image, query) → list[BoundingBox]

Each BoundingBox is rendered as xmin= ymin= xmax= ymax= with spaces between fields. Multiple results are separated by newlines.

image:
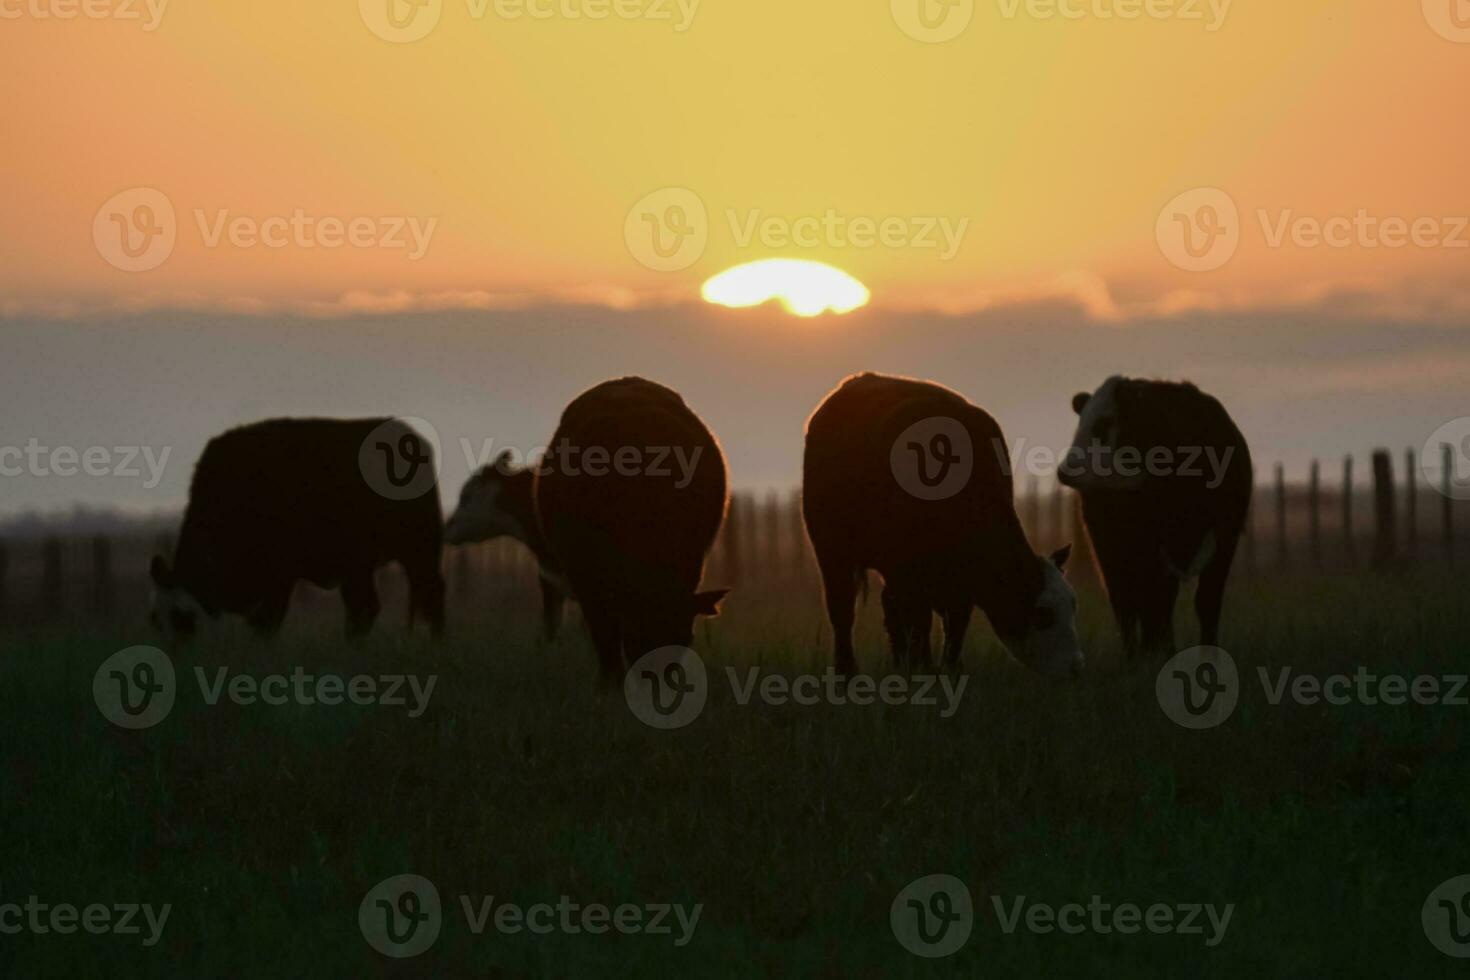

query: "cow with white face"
xmin=444 ymin=450 xmax=567 ymax=640
xmin=1059 ymin=376 xmax=1253 ymax=656
xmin=803 ymin=373 xmax=1084 ymax=678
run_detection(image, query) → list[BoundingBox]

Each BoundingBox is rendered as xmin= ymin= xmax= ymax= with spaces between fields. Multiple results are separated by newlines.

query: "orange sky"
xmin=2 ymin=1 xmax=1469 ymax=319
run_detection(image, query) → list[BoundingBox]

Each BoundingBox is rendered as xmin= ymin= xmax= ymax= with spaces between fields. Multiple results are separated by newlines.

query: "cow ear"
xmin=691 ymin=589 xmax=730 ymax=617
xmin=494 ymin=449 xmax=516 ymax=473
xmin=1050 ymin=544 xmax=1072 ymax=570
xmin=1071 ymin=392 xmax=1090 ymax=415
xmin=149 ymin=555 xmax=174 ymax=588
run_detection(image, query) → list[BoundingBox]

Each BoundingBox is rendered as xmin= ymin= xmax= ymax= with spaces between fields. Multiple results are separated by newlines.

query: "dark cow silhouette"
xmin=1059 ymin=376 xmax=1252 ymax=656
xmin=803 ymin=373 xmax=1083 ymax=676
xmin=445 ymin=451 xmax=567 ymax=640
xmin=535 ymin=377 xmax=729 ymax=683
xmin=150 ymin=417 xmax=445 ymax=639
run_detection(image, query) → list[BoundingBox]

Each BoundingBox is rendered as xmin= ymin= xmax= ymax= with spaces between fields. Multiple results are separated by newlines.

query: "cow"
xmin=1058 ymin=376 xmax=1252 ymax=656
xmin=444 ymin=450 xmax=568 ymax=640
xmin=149 ymin=417 xmax=446 ymax=640
xmin=802 ymin=373 xmax=1083 ymax=677
xmin=534 ymin=377 xmax=729 ymax=683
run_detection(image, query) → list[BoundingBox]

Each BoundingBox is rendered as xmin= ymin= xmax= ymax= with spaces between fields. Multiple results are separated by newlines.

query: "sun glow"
xmin=701 ymin=259 xmax=870 ymax=317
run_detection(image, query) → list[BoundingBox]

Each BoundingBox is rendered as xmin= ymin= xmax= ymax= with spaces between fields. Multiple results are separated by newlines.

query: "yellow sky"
xmin=3 ymin=0 xmax=1469 ymax=319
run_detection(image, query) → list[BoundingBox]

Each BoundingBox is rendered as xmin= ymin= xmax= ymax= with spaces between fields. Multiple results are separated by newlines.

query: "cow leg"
xmin=408 ymin=563 xmax=446 ymax=639
xmin=816 ymin=552 xmax=859 ymax=675
xmin=247 ymin=584 xmax=292 ymax=639
xmin=342 ymin=572 xmax=381 ymax=639
xmin=1194 ymin=531 xmax=1239 ymax=647
xmin=1100 ymin=571 xmax=1141 ymax=659
xmin=881 ymin=581 xmax=930 ymax=668
xmin=1139 ymin=575 xmax=1180 ymax=656
xmin=579 ymin=597 xmax=625 ymax=686
xmin=940 ymin=603 xmax=972 ymax=669
xmin=539 ymin=576 xmax=565 ymax=641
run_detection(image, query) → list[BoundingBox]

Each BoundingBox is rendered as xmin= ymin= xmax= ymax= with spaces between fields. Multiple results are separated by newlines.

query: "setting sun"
xmin=701 ymin=259 xmax=871 ymax=318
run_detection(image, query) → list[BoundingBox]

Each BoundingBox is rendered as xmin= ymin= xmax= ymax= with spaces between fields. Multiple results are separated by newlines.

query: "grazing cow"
xmin=1059 ymin=376 xmax=1252 ymax=656
xmin=150 ymin=418 xmax=446 ymax=640
xmin=803 ymin=373 xmax=1083 ymax=677
xmin=535 ymin=377 xmax=729 ymax=682
xmin=444 ymin=451 xmax=568 ymax=640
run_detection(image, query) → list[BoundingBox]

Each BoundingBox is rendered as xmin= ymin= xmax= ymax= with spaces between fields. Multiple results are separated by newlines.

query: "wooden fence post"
xmin=1025 ymin=477 xmax=1042 ymax=546
xmin=764 ymin=491 xmax=782 ymax=574
xmin=1445 ymin=444 xmax=1456 ymax=565
xmin=721 ymin=493 xmax=743 ymax=584
xmin=1275 ymin=464 xmax=1288 ymax=567
xmin=41 ymin=536 xmax=64 ymax=618
xmin=1371 ymin=449 xmax=1396 ymax=568
xmin=1308 ymin=460 xmax=1321 ymax=565
xmin=740 ymin=492 xmax=760 ymax=581
xmin=92 ymin=535 xmax=114 ymax=614
xmin=1342 ymin=456 xmax=1355 ymax=564
xmin=1069 ymin=493 xmax=1097 ymax=586
xmin=1051 ymin=480 xmax=1066 ymax=553
xmin=788 ymin=488 xmax=807 ymax=580
xmin=1241 ymin=497 xmax=1256 ymax=574
xmin=1405 ymin=448 xmax=1417 ymax=561
xmin=453 ymin=545 xmax=472 ymax=599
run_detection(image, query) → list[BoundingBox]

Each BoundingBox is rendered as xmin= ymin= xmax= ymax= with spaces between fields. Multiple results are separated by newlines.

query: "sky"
xmin=2 ymin=0 xmax=1469 ymax=512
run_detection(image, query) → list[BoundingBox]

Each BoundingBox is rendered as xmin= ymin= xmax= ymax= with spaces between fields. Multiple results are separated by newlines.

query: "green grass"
xmin=2 ymin=569 xmax=1468 ymax=977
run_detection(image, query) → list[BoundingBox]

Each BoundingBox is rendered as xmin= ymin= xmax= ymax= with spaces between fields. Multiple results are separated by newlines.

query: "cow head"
xmin=1059 ymin=376 xmax=1148 ymax=491
xmin=445 ymin=451 xmax=535 ymax=546
xmin=624 ymin=588 xmax=730 ymax=658
xmin=149 ymin=555 xmax=205 ymax=641
xmin=991 ymin=546 xmax=1084 ymax=678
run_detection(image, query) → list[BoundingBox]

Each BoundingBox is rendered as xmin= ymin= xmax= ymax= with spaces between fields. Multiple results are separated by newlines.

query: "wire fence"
xmin=1 ymin=448 xmax=1464 ymax=629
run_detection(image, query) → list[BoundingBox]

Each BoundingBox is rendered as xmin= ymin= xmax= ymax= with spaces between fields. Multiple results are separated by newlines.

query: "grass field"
xmin=2 ymin=566 xmax=1468 ymax=977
